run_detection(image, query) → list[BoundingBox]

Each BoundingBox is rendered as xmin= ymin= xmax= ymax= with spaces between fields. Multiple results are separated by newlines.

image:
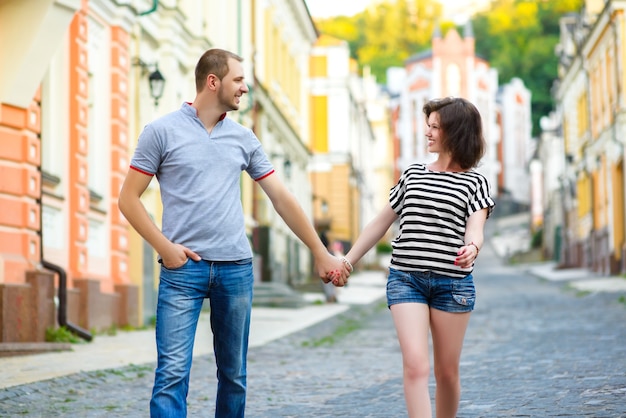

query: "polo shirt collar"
xmin=181 ymin=102 xmax=227 ymax=121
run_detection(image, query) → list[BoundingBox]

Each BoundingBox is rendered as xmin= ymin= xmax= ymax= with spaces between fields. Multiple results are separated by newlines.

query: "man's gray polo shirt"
xmin=130 ymin=102 xmax=274 ymax=261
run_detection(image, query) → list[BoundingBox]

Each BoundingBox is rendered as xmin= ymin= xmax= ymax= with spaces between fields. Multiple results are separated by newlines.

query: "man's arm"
xmin=257 ymin=174 xmax=349 ymax=285
xmin=118 ymin=168 xmax=200 ymax=269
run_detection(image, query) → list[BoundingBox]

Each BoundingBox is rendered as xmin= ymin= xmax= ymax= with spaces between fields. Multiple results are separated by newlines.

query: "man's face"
xmin=217 ymin=58 xmax=249 ymax=111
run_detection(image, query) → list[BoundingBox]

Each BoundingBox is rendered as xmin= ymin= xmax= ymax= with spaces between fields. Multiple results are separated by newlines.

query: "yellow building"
xmin=309 ymin=35 xmax=394 ymax=262
xmin=555 ymin=0 xmax=625 ymax=274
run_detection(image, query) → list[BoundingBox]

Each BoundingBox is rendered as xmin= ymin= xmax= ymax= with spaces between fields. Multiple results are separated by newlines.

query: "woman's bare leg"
xmin=391 ymin=303 xmax=432 ymax=418
xmin=430 ymin=309 xmax=471 ymax=418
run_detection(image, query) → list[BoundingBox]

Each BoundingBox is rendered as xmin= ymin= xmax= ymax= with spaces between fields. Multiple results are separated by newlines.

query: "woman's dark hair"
xmin=195 ymin=48 xmax=244 ymax=92
xmin=423 ymin=97 xmax=485 ymax=169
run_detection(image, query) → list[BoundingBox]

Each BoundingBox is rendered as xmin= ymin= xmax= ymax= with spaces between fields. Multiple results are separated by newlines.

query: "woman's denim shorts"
xmin=386 ymin=268 xmax=476 ymax=313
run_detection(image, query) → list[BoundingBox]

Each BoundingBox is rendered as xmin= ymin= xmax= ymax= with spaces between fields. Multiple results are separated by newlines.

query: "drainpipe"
xmin=38 ymin=170 xmax=93 ymax=342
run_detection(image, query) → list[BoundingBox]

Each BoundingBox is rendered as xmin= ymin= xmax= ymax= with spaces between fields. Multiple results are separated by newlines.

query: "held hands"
xmin=316 ymin=252 xmax=352 ymax=287
xmin=454 ymin=242 xmax=480 ymax=269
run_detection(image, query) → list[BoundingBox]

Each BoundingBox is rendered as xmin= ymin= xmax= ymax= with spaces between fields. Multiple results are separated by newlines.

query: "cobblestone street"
xmin=1 ymin=243 xmax=625 ymax=417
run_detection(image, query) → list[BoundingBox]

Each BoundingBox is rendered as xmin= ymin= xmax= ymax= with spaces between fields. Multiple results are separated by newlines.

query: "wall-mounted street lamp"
xmin=132 ymin=58 xmax=165 ymax=107
xmin=148 ymin=68 xmax=165 ymax=106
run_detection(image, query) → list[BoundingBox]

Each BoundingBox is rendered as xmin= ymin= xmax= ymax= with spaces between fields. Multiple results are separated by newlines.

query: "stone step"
xmin=0 ymin=342 xmax=72 ymax=357
xmin=252 ymin=282 xmax=308 ymax=308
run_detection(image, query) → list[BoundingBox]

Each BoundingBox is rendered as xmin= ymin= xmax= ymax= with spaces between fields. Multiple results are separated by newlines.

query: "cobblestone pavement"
xmin=1 ymin=244 xmax=625 ymax=417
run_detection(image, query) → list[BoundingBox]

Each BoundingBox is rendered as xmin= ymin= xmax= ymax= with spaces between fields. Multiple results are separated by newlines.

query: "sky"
xmin=305 ymin=0 xmax=373 ymax=18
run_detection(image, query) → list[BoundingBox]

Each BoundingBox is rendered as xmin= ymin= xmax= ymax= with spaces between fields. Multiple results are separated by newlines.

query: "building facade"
xmin=546 ymin=0 xmax=626 ymax=274
xmin=497 ymin=78 xmax=533 ymax=211
xmin=0 ymin=0 xmax=363 ymax=344
xmin=0 ymin=0 xmax=143 ymax=343
xmin=308 ymin=35 xmax=393 ymax=262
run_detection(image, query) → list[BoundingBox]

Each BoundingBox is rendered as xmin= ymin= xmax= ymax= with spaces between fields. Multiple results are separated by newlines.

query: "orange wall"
xmin=109 ymin=26 xmax=131 ymax=285
xmin=0 ymin=99 xmax=42 ymax=283
xmin=67 ymin=8 xmax=90 ymax=283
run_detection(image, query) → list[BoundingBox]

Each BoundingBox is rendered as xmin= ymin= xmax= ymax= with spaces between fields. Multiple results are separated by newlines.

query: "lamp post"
xmin=148 ymin=67 xmax=165 ymax=107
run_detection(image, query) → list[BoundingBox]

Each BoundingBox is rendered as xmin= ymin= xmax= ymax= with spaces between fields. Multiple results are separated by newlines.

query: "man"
xmin=118 ymin=48 xmax=350 ymax=418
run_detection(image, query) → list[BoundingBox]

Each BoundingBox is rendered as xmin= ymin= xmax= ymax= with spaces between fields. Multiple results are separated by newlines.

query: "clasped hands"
xmin=318 ymin=253 xmax=353 ymax=287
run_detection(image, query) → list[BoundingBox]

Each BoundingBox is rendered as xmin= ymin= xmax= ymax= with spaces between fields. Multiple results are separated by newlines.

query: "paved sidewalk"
xmin=0 ymin=271 xmax=387 ymax=390
xmin=523 ymin=261 xmax=626 ymax=293
xmin=489 ymin=213 xmax=626 ymax=294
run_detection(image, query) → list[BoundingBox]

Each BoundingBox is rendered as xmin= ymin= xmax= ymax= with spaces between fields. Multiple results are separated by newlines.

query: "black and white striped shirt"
xmin=389 ymin=163 xmax=495 ymax=278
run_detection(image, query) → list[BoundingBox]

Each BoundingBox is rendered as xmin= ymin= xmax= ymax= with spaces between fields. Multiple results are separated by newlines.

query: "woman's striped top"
xmin=389 ymin=163 xmax=495 ymax=278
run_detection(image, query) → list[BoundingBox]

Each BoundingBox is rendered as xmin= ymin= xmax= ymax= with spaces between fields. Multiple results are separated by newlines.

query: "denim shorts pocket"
xmin=388 ymin=268 xmax=412 ymax=282
xmin=451 ymin=275 xmax=476 ymax=307
xmin=387 ymin=268 xmax=411 ymax=296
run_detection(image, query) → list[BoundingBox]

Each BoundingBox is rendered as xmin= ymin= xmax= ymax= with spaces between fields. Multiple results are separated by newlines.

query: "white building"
xmin=497 ymin=77 xmax=533 ymax=206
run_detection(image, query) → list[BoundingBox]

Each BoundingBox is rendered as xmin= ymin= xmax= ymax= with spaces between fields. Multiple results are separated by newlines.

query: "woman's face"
xmin=425 ymin=111 xmax=444 ymax=153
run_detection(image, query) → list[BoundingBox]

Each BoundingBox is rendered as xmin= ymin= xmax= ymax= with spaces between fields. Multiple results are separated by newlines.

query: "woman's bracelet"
xmin=467 ymin=242 xmax=480 ymax=255
xmin=341 ymin=257 xmax=353 ymax=272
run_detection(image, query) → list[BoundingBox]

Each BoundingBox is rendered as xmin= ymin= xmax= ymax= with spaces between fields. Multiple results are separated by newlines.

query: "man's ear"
xmin=206 ymin=74 xmax=219 ymax=91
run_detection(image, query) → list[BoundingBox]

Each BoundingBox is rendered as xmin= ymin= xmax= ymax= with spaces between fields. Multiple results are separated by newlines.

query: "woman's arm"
xmin=344 ymin=204 xmax=398 ymax=267
xmin=455 ymin=207 xmax=489 ymax=269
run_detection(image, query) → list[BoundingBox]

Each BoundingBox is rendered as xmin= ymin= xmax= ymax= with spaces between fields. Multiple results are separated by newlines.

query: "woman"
xmin=343 ymin=97 xmax=495 ymax=417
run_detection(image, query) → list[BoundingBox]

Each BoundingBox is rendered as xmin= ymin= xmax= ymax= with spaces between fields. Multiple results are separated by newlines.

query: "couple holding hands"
xmin=119 ymin=48 xmax=494 ymax=418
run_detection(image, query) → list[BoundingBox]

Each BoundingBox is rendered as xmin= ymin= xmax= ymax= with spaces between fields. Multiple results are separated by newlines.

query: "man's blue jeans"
xmin=150 ymin=258 xmax=254 ymax=418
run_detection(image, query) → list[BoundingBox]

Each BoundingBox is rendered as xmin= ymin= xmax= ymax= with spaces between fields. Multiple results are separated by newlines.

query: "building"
xmin=239 ymin=0 xmax=319 ymax=287
xmin=497 ymin=78 xmax=533 ymax=215
xmin=309 ymin=35 xmax=391 ymax=261
xmin=534 ymin=111 xmax=566 ymax=261
xmin=548 ymin=0 xmax=626 ymax=274
xmin=0 ymin=0 xmax=335 ymax=344
xmin=1 ymin=0 xmax=139 ymax=343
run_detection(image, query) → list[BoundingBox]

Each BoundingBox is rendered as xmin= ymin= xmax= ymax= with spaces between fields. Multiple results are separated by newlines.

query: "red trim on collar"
xmin=185 ymin=102 xmax=226 ymax=121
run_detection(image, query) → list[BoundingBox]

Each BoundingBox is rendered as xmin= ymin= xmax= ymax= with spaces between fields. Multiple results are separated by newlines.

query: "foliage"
xmin=314 ymin=0 xmax=584 ymax=135
xmin=530 ymin=227 xmax=543 ymax=249
xmin=471 ymin=0 xmax=583 ymax=135
xmin=315 ymin=0 xmax=443 ymax=83
xmin=45 ymin=326 xmax=84 ymax=344
xmin=376 ymin=241 xmax=393 ymax=254
xmin=301 ymin=318 xmax=361 ymax=347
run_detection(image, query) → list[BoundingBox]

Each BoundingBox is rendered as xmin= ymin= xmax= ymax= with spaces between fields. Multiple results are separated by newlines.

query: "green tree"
xmin=473 ymin=0 xmax=584 ymax=135
xmin=315 ymin=0 xmax=442 ymax=83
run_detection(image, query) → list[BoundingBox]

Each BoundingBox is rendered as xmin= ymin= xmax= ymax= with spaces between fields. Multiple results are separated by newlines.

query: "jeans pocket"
xmin=451 ymin=276 xmax=476 ymax=307
xmin=159 ymin=257 xmax=191 ymax=271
